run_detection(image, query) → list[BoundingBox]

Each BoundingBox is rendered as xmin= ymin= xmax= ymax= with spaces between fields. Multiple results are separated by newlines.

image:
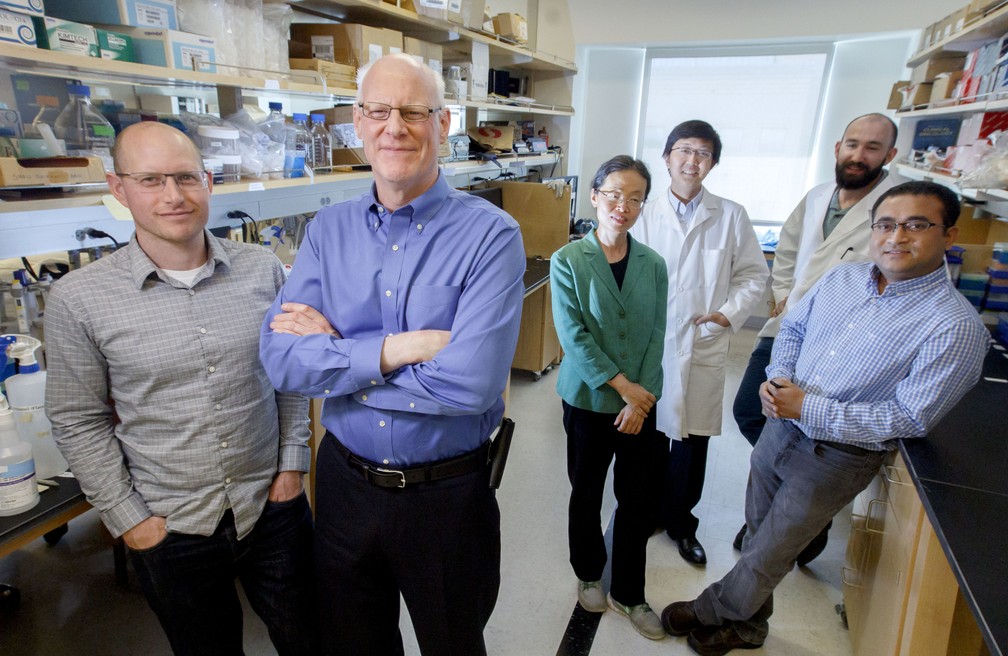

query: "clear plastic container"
xmin=260 ymin=101 xmax=287 ymax=145
xmin=309 ymin=113 xmax=331 ymax=170
xmin=220 ymin=155 xmax=242 ymax=183
xmin=284 ymin=113 xmax=310 ymax=179
xmin=53 ymin=84 xmax=116 ymax=172
xmin=203 ymin=157 xmax=224 ymax=183
xmin=29 ymin=95 xmax=61 ymax=136
xmin=196 ymin=125 xmax=239 ymax=158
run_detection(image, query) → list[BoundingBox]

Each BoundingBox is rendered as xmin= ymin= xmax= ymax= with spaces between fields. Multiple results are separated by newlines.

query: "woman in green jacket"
xmin=550 ymin=155 xmax=669 ymax=640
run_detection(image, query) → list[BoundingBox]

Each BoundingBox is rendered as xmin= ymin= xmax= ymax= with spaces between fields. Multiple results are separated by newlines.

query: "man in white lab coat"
xmin=730 ymin=113 xmax=900 ymax=562
xmin=632 ymin=120 xmax=768 ymax=566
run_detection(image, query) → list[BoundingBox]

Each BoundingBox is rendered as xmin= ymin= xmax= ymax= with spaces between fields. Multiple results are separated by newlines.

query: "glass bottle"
xmin=309 ymin=113 xmax=331 ymax=170
xmin=53 ymin=84 xmax=116 ymax=172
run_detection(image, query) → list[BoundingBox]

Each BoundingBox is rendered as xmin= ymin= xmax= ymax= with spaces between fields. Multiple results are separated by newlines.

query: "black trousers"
xmin=732 ymin=337 xmax=775 ymax=447
xmin=563 ymin=401 xmax=669 ymax=606
xmin=314 ymin=434 xmax=501 ymax=656
xmin=661 ymin=433 xmax=711 ymax=539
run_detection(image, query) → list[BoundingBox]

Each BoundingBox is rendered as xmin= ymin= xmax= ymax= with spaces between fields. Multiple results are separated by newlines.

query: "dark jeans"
xmin=732 ymin=337 xmax=775 ymax=447
xmin=662 ymin=433 xmax=711 ymax=539
xmin=314 ymin=433 xmax=501 ymax=656
xmin=129 ymin=493 xmax=317 ymax=656
xmin=563 ymin=402 xmax=669 ymax=606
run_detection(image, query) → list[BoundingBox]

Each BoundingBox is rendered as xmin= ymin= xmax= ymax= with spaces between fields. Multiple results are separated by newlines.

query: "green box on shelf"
xmin=96 ymin=28 xmax=135 ymax=62
xmin=31 ymin=16 xmax=99 ymax=57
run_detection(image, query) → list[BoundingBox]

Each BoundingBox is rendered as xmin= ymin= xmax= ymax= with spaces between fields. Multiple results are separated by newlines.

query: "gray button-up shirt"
xmin=45 ymin=232 xmax=310 ymax=539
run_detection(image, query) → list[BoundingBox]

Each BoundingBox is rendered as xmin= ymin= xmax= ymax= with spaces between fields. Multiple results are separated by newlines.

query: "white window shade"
xmin=639 ymin=50 xmax=830 ymax=225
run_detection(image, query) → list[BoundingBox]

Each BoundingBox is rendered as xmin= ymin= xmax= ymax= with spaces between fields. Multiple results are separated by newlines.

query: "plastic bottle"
xmin=260 ymin=101 xmax=287 ymax=145
xmin=53 ymin=84 xmax=116 ymax=172
xmin=2 ymin=335 xmax=69 ymax=480
xmin=0 ymin=393 xmax=40 ymax=516
xmin=284 ymin=113 xmax=310 ymax=178
xmin=309 ymin=113 xmax=331 ymax=170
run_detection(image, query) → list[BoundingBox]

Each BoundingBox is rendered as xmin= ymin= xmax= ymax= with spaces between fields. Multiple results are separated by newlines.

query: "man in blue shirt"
xmin=259 ymin=53 xmax=525 ymax=656
xmin=660 ymin=181 xmax=990 ymax=655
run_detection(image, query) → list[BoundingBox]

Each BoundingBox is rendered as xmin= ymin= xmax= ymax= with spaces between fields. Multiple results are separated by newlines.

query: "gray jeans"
xmin=694 ymin=419 xmax=886 ymax=642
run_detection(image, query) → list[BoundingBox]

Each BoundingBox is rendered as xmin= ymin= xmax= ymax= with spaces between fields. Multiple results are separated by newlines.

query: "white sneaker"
xmin=608 ymin=594 xmax=665 ymax=640
xmin=576 ymin=579 xmax=607 ymax=613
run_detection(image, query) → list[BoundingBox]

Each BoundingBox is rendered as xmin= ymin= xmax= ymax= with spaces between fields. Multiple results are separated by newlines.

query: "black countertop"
xmin=899 ymin=337 xmax=1008 ymax=656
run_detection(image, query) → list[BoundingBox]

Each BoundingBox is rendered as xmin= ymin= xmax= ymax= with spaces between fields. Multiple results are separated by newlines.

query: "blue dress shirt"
xmin=259 ymin=173 xmax=526 ymax=466
xmin=769 ymin=262 xmax=990 ymax=450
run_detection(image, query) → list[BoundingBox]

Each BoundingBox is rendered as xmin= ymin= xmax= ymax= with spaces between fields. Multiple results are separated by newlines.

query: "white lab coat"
xmin=758 ymin=171 xmax=904 ymax=338
xmin=632 ymin=188 xmax=768 ymax=439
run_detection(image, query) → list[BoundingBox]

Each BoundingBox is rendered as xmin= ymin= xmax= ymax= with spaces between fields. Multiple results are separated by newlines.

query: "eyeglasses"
xmin=116 ymin=171 xmax=208 ymax=191
xmin=669 ymin=146 xmax=714 ymax=161
xmin=357 ymin=102 xmax=440 ymax=122
xmin=596 ymin=189 xmax=645 ymax=210
xmin=870 ymin=220 xmax=943 ymax=234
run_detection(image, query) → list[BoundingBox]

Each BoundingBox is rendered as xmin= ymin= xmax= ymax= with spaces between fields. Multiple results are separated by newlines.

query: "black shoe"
xmin=796 ymin=521 xmax=831 ymax=567
xmin=687 ymin=623 xmax=763 ymax=655
xmin=732 ymin=524 xmax=746 ymax=552
xmin=660 ymin=600 xmax=704 ymax=637
xmin=676 ymin=536 xmax=707 ymax=565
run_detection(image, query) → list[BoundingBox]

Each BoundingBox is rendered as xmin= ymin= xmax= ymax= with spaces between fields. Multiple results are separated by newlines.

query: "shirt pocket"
xmin=405 ymin=284 xmax=462 ymax=330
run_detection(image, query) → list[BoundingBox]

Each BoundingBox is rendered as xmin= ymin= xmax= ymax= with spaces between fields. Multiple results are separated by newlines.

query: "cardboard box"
xmin=290 ymin=23 xmax=403 ymax=68
xmin=289 ymin=58 xmax=357 ymax=89
xmin=468 ymin=124 xmax=513 ymax=152
xmin=968 ymin=0 xmax=1003 ymax=21
xmin=448 ymin=0 xmax=486 ymax=30
xmin=97 ymin=28 xmax=135 ymax=61
xmin=887 ymin=80 xmax=910 ymax=110
xmin=32 ymin=16 xmax=99 ymax=57
xmin=117 ymin=26 xmax=215 ymax=72
xmin=43 ymin=0 xmax=177 ymax=30
xmin=0 ymin=0 xmax=44 ymax=16
xmin=0 ymin=8 xmax=36 ymax=46
xmin=403 ymin=37 xmax=443 ymax=76
xmin=0 ymin=156 xmax=105 ymax=187
xmin=413 ymin=0 xmax=448 ymax=22
xmin=492 ymin=13 xmax=527 ymax=43
xmin=900 ymin=83 xmax=933 ymax=109
xmin=930 ymin=70 xmax=964 ymax=103
xmin=910 ymin=53 xmax=966 ymax=85
xmin=490 ymin=180 xmax=570 ymax=259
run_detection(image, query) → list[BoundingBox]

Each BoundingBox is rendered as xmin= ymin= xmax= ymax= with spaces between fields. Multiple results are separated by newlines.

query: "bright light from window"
xmin=640 ymin=51 xmax=829 ymax=225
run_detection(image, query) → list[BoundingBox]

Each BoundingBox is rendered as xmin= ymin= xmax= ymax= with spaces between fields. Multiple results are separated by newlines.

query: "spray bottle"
xmin=0 ymin=391 xmax=40 ymax=516
xmin=2 ymin=335 xmax=69 ymax=480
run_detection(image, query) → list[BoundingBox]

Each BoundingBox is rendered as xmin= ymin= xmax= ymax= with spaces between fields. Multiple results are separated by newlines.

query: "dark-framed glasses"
xmin=357 ymin=102 xmax=440 ymax=122
xmin=596 ymin=189 xmax=645 ymax=210
xmin=116 ymin=171 xmax=209 ymax=191
xmin=870 ymin=219 xmax=942 ymax=234
xmin=669 ymin=146 xmax=714 ymax=161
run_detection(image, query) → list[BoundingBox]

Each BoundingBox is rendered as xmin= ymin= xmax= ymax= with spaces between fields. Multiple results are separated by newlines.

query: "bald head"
xmin=842 ymin=113 xmax=898 ymax=151
xmin=356 ymin=53 xmax=445 ymax=107
xmin=112 ymin=122 xmax=203 ymax=174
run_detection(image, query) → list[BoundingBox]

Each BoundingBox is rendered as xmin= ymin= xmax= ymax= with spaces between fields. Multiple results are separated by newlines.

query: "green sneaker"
xmin=608 ymin=594 xmax=665 ymax=640
xmin=577 ymin=579 xmax=607 ymax=613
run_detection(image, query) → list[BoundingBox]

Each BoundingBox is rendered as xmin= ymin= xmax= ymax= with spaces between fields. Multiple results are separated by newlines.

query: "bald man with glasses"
xmin=45 ymin=121 xmax=317 ymax=655
xmin=259 ymin=53 xmax=525 ymax=656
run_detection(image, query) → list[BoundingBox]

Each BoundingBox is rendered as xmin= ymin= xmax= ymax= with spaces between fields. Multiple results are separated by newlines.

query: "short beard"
xmin=835 ymin=161 xmax=883 ymax=190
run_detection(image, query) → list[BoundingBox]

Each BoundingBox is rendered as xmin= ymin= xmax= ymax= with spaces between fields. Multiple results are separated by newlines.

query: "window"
xmin=639 ymin=48 xmax=830 ymax=226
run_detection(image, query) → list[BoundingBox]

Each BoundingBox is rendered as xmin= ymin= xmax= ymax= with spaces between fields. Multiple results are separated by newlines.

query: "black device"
xmin=488 ymin=417 xmax=515 ymax=489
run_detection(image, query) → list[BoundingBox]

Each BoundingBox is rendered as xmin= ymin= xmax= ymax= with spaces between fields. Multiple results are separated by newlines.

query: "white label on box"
xmin=389 ymin=46 xmax=401 ymax=54
xmin=408 ymin=53 xmax=423 ymax=64
xmin=248 ymin=182 xmax=265 ymax=191
xmin=368 ymin=43 xmax=382 ymax=63
xmin=429 ymin=58 xmax=441 ymax=74
xmin=179 ymin=45 xmax=209 ymax=71
xmin=448 ymin=0 xmax=462 ymax=10
xmin=419 ymin=0 xmax=448 ymax=7
xmin=135 ymin=3 xmax=170 ymax=28
xmin=264 ymin=79 xmax=279 ymax=89
xmin=310 ymin=35 xmax=335 ymax=62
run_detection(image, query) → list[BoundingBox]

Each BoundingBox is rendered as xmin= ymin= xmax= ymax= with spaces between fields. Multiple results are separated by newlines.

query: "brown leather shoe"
xmin=687 ymin=623 xmax=763 ymax=655
xmin=660 ymin=600 xmax=704 ymax=637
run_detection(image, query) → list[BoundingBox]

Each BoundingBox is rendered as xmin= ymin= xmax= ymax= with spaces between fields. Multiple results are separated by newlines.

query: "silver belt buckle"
xmin=375 ymin=467 xmax=406 ymax=488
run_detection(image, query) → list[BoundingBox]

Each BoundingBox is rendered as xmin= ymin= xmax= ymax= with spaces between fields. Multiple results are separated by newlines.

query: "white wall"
xmin=566 ymin=0 xmax=954 ymax=218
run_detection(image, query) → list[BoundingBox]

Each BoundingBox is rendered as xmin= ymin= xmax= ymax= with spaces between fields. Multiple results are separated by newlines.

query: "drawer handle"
xmin=841 ymin=566 xmax=863 ymax=588
xmin=882 ymin=465 xmax=911 ymax=486
xmin=864 ymin=498 xmax=889 ymax=534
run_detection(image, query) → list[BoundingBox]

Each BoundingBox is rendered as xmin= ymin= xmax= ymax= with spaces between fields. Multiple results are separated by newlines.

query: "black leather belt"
xmin=328 ymin=432 xmax=490 ymax=489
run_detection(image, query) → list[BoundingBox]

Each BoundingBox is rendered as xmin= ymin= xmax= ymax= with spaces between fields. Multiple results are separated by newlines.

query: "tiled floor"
xmin=0 ymin=327 xmax=855 ymax=655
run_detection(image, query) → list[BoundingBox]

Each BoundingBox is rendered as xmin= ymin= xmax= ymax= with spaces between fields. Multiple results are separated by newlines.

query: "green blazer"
xmin=550 ymin=230 xmax=667 ymax=413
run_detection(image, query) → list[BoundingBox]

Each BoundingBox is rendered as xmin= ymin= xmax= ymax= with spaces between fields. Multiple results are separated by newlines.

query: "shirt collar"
xmin=869 ymin=262 xmax=949 ymax=297
xmin=366 ymin=171 xmax=450 ymax=231
xmin=668 ymin=187 xmax=703 ymax=215
xmin=127 ymin=229 xmax=223 ymax=289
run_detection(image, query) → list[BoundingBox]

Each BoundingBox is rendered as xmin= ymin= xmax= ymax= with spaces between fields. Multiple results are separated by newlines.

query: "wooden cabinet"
xmin=843 ymin=453 xmax=989 ymax=656
xmin=512 ymin=278 xmax=560 ymax=378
